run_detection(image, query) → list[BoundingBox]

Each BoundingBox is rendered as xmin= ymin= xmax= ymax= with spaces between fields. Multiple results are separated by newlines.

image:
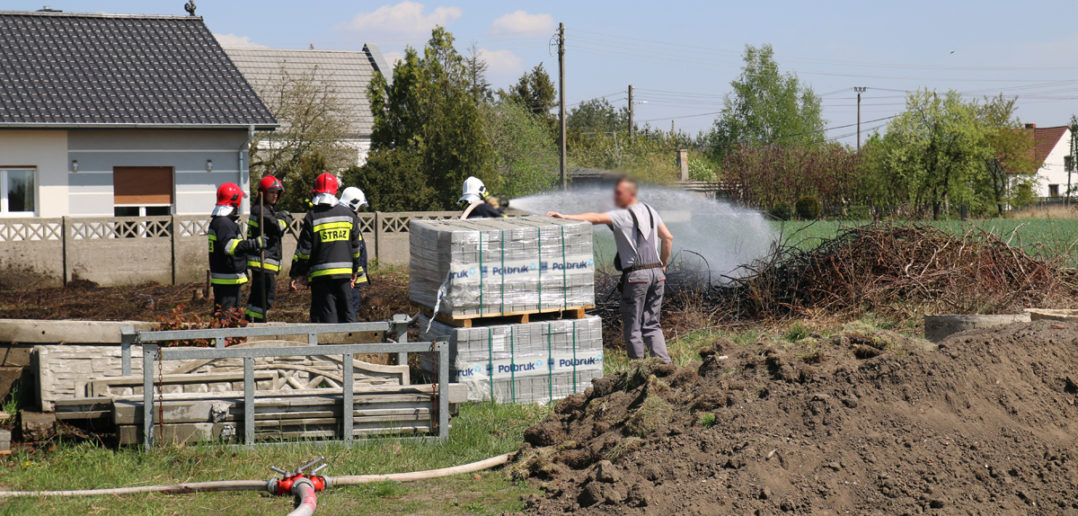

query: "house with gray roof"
xmin=224 ymin=45 xmax=389 ymax=166
xmin=0 ymin=9 xmax=277 ymax=217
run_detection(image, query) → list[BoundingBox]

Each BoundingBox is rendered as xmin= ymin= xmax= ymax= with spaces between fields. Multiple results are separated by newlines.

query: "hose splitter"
xmin=266 ymin=456 xmax=329 ymax=515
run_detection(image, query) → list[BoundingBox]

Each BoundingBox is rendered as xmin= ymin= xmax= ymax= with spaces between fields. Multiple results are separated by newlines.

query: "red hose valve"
xmin=266 ymin=457 xmax=330 ymax=496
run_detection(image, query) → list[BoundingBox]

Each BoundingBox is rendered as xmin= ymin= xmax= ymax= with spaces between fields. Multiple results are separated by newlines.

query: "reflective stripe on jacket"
xmin=208 ymin=215 xmax=253 ymax=285
xmin=246 ymin=203 xmax=286 ymax=274
xmin=290 ymin=204 xmax=365 ymax=282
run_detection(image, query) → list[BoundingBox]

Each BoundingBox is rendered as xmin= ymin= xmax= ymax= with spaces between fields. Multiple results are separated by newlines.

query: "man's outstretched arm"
xmin=658 ymin=222 xmax=674 ymax=268
xmin=547 ymin=211 xmax=612 ymax=225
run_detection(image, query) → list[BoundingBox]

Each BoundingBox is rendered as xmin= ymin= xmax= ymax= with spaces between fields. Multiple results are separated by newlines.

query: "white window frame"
xmin=113 ymin=203 xmax=173 ymax=217
xmin=0 ymin=167 xmax=38 ymax=216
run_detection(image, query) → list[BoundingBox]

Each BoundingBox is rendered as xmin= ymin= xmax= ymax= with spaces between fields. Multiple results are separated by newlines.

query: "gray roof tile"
xmin=224 ymin=48 xmax=378 ymax=137
xmin=0 ymin=11 xmax=277 ymax=128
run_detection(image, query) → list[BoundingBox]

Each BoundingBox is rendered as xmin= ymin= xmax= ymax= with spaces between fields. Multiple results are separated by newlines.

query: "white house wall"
xmin=1035 ymin=128 xmax=1075 ymax=198
xmin=67 ymin=129 xmax=251 ymax=216
xmin=0 ymin=130 xmax=69 ymax=217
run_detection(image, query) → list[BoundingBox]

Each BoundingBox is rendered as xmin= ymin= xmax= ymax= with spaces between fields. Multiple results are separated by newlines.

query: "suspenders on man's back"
xmin=624 ymin=204 xmax=662 ymax=273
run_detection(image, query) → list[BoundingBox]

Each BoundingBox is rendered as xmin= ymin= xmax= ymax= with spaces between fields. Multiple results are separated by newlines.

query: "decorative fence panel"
xmin=0 ymin=211 xmax=461 ymax=288
xmin=0 ymin=218 xmax=64 ymax=289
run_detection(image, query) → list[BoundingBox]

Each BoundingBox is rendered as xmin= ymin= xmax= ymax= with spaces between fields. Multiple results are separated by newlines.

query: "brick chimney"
xmin=1025 ymin=123 xmax=1037 ymax=129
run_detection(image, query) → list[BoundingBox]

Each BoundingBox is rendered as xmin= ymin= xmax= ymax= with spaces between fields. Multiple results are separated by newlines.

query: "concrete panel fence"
xmin=0 ymin=211 xmax=460 ymax=288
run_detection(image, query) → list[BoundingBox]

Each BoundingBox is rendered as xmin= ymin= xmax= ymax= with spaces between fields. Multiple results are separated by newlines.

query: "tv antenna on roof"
xmin=184 ymin=1 xmax=197 ymax=16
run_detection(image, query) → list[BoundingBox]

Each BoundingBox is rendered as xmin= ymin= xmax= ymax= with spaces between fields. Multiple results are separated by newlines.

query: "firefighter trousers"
xmin=212 ymin=284 xmax=242 ymax=319
xmin=310 ymin=278 xmax=356 ymax=323
xmin=245 ymin=270 xmax=276 ymax=322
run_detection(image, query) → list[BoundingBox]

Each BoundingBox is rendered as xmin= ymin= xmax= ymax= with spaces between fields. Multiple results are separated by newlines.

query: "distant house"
xmin=1027 ymin=124 xmax=1075 ymax=199
xmin=0 ymin=9 xmax=277 ymax=218
xmin=224 ymin=45 xmax=391 ymax=166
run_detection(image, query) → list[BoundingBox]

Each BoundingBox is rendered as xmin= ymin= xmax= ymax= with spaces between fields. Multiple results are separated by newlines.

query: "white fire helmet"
xmin=459 ymin=176 xmax=488 ymax=206
xmin=340 ymin=186 xmax=368 ymax=212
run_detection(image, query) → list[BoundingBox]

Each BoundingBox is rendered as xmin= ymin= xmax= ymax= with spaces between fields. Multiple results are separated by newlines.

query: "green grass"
xmin=773 ymin=218 xmax=1078 ymax=265
xmin=602 ymin=325 xmax=769 ymax=374
xmin=1 ymin=379 xmax=20 ymax=417
xmin=0 ymin=402 xmax=547 ymax=516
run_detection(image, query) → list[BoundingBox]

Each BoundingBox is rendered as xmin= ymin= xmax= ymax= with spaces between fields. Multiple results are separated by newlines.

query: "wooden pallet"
xmin=416 ymin=304 xmax=593 ymax=328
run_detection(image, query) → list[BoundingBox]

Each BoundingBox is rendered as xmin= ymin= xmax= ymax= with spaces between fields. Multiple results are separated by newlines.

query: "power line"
xmin=571 ymin=28 xmax=1078 ymax=72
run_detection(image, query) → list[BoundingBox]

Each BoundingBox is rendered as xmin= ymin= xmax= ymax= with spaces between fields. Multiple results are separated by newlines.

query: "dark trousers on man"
xmin=349 ymin=283 xmax=364 ymax=320
xmin=620 ymin=268 xmax=670 ymax=362
xmin=245 ymin=271 xmax=276 ymax=322
xmin=310 ymin=278 xmax=355 ymax=323
xmin=212 ymin=284 xmax=242 ymax=319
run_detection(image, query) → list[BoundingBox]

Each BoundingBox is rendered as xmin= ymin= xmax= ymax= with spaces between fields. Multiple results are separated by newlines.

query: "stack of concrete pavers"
xmin=420 ymin=315 xmax=603 ymax=404
xmin=409 ymin=216 xmax=595 ymax=317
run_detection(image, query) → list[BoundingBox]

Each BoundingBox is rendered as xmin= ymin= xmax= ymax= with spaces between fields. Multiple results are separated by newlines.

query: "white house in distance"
xmin=1028 ymin=124 xmax=1075 ymax=199
xmin=0 ymin=9 xmax=277 ymax=218
xmin=224 ymin=45 xmax=391 ymax=166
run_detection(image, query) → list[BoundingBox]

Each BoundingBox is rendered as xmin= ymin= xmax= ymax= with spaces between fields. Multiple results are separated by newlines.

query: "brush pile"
xmin=721 ymin=224 xmax=1070 ymax=318
xmin=593 ymin=223 xmax=1073 ymax=338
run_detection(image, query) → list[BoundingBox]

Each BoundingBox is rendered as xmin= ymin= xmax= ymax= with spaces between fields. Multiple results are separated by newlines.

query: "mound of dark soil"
xmin=514 ymin=321 xmax=1078 ymax=514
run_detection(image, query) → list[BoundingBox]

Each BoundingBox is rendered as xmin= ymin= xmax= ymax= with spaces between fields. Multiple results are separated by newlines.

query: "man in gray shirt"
xmin=548 ymin=177 xmax=674 ymax=362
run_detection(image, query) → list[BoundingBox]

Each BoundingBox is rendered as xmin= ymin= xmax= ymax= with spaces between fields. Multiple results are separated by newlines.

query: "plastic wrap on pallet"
xmin=409 ymin=216 xmax=595 ymax=318
xmin=419 ymin=315 xmax=603 ymax=404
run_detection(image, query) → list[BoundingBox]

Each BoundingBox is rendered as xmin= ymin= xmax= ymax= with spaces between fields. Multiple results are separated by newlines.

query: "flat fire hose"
xmin=0 ymin=452 xmax=513 ymax=498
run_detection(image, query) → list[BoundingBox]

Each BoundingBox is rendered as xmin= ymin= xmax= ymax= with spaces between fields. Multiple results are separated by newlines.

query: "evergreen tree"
xmin=361 ymin=27 xmax=496 ymax=209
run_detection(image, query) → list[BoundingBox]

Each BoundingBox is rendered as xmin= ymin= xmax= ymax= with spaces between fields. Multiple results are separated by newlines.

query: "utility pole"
xmin=627 ymin=84 xmax=634 ymax=140
xmin=854 ymin=86 xmax=867 ymax=152
xmin=558 ymin=22 xmax=567 ymax=191
xmin=1069 ymin=116 xmax=1077 ymax=206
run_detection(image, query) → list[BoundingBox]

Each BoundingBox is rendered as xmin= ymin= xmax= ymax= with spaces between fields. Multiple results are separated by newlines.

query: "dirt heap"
xmin=514 ymin=321 xmax=1078 ymax=514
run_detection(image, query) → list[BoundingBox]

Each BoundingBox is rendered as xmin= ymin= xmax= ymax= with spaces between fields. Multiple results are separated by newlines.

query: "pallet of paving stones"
xmin=409 ymin=216 xmax=595 ymax=319
xmin=419 ymin=315 xmax=603 ymax=405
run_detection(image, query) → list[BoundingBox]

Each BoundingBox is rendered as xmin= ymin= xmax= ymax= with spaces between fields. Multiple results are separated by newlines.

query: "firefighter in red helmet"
xmin=208 ymin=182 xmax=265 ymax=318
xmin=289 ymin=173 xmax=364 ymax=322
xmin=244 ymin=175 xmax=292 ymax=322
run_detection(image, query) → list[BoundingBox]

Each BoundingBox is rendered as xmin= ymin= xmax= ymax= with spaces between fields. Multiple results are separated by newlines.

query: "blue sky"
xmin=15 ymin=1 xmax=1078 ymax=142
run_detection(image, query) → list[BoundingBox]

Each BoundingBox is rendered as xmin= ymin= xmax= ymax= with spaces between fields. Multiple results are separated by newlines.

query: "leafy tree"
xmin=481 ymin=100 xmax=558 ymax=199
xmin=249 ymin=67 xmax=352 ymax=211
xmin=364 ymin=27 xmax=496 ymax=209
xmin=979 ymin=94 xmax=1038 ymax=214
xmin=501 ymin=64 xmax=557 ymax=122
xmin=567 ymin=97 xmax=629 ymax=138
xmin=708 ymin=44 xmax=824 ymax=161
xmin=722 ymin=143 xmax=860 ymax=210
xmin=874 ymin=90 xmax=992 ymax=218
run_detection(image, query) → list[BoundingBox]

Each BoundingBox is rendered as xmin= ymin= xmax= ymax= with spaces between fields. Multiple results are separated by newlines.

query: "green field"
xmin=773 ymin=218 xmax=1078 ymax=265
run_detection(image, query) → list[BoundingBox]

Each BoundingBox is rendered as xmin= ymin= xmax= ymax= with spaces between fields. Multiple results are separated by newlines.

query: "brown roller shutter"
xmin=113 ymin=167 xmax=174 ymax=205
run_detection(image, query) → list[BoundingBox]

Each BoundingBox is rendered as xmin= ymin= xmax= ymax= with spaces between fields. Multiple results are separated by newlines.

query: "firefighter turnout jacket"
xmin=208 ymin=215 xmax=261 ymax=285
xmin=290 ymin=204 xmax=365 ymax=282
xmin=246 ymin=203 xmax=288 ymax=274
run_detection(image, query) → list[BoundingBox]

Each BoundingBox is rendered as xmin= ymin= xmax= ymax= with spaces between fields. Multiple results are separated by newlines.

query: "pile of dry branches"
xmin=711 ymin=224 xmax=1072 ymax=319
xmin=591 ymin=224 xmax=1074 ymax=341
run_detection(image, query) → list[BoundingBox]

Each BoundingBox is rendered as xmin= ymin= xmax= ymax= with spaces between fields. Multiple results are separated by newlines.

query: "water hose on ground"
xmin=285 ymin=478 xmax=317 ymax=516
xmin=0 ymin=452 xmax=514 ymax=498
